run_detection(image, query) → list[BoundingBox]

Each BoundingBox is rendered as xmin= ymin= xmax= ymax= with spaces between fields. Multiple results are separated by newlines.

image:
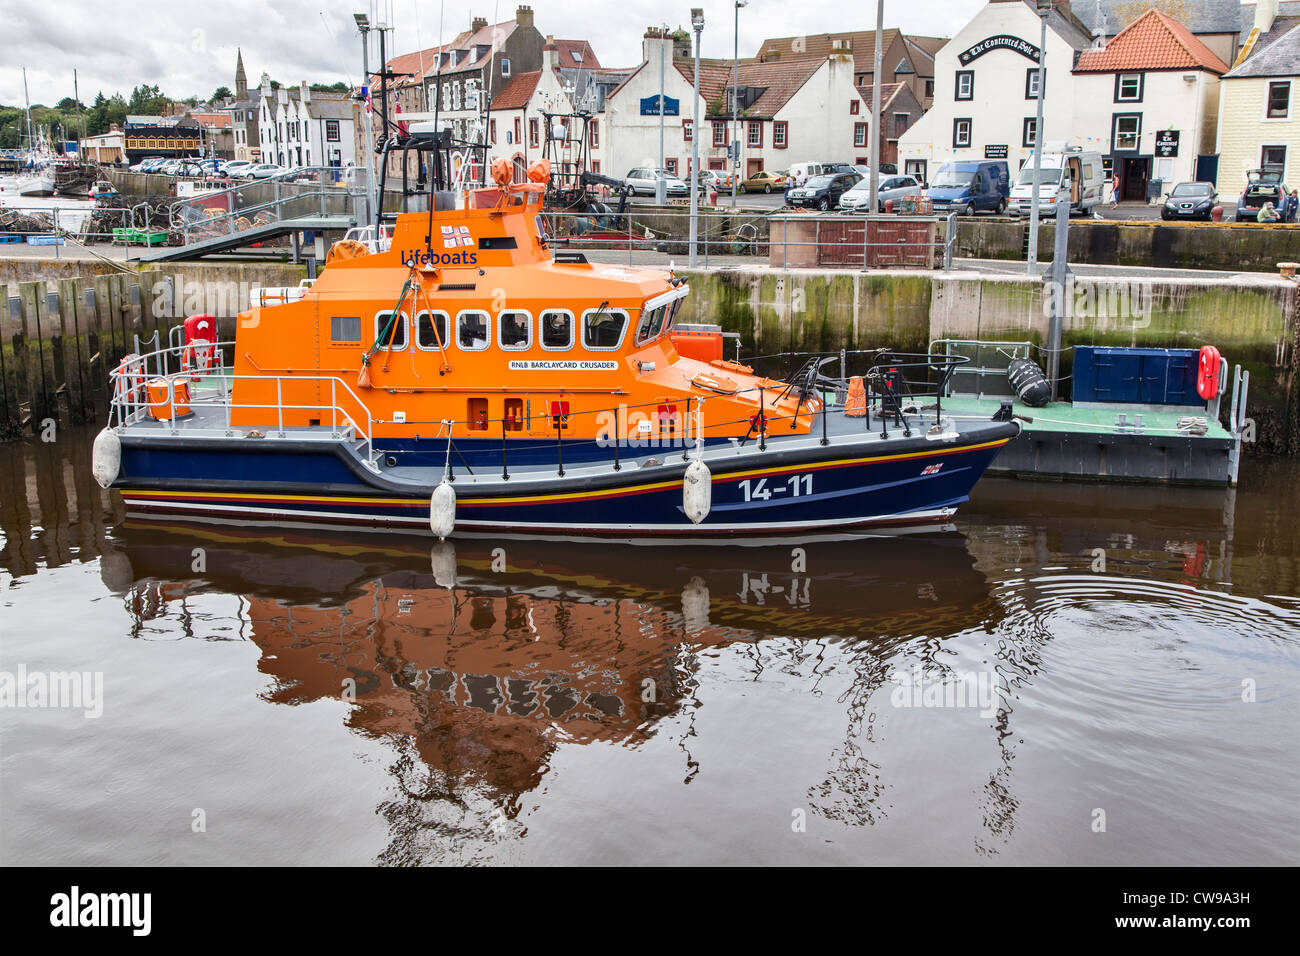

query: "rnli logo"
xmin=442 ymin=225 xmax=474 ymax=247
xmin=921 ymin=463 xmax=943 ymax=476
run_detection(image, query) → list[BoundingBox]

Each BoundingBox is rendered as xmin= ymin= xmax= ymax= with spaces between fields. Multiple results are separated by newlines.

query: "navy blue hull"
xmin=114 ymin=424 xmax=1017 ymax=537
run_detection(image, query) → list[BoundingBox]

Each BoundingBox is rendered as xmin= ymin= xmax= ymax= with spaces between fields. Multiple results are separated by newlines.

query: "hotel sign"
xmin=640 ymin=94 xmax=680 ymax=116
xmin=957 ymin=35 xmax=1042 ymax=65
xmin=1155 ymin=130 xmax=1180 ymax=157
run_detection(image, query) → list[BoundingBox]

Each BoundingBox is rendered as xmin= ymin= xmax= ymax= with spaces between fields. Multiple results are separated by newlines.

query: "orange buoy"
xmin=845 ymin=375 xmax=867 ymax=417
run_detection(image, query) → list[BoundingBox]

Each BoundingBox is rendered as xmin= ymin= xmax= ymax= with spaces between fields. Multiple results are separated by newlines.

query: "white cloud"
xmin=1 ymin=0 xmax=984 ymax=107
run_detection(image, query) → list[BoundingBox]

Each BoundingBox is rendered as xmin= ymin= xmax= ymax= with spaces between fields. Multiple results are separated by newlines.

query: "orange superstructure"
xmin=230 ymin=180 xmax=815 ymax=444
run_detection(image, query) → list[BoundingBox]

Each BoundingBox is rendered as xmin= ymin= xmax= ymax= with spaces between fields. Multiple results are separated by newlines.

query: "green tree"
xmin=211 ymin=85 xmax=233 ymax=102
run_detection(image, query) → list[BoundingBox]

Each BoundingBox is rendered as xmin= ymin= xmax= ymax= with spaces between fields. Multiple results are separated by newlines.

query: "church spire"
xmin=235 ymin=48 xmax=248 ymax=100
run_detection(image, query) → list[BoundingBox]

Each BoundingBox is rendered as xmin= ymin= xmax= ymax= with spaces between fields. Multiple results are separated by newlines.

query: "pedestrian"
xmin=1257 ymin=201 xmax=1280 ymax=224
xmin=1110 ymin=170 xmax=1120 ymax=209
xmin=1287 ymin=189 xmax=1299 ymax=223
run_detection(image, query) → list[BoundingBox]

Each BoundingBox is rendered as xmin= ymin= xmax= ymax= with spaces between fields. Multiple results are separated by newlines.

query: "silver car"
xmin=625 ymin=167 xmax=690 ymax=197
xmin=839 ymin=174 xmax=922 ymax=213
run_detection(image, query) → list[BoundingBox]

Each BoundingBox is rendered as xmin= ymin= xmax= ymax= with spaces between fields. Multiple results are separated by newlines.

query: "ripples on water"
xmin=1 ymin=429 xmax=1297 ymax=865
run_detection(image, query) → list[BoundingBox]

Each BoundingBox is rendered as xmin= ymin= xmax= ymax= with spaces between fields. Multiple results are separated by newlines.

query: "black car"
xmin=785 ymin=172 xmax=861 ymax=210
xmin=1161 ymin=181 xmax=1216 ymax=221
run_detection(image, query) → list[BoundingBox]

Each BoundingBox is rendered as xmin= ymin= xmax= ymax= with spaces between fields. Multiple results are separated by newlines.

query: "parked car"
xmin=839 ymin=174 xmax=922 ymax=213
xmin=786 ymin=162 xmax=835 ymax=188
xmin=785 ymin=172 xmax=861 ymax=210
xmin=223 ymin=160 xmax=253 ymax=177
xmin=1235 ymin=168 xmax=1290 ymax=222
xmin=624 ymin=167 xmax=689 ymax=197
xmin=738 ymin=170 xmax=786 ymax=194
xmin=130 ymin=157 xmax=165 ymax=173
xmin=927 ymin=160 xmax=1010 ymax=215
xmin=1161 ymin=182 xmax=1217 ymax=221
xmin=246 ymin=163 xmax=287 ymax=179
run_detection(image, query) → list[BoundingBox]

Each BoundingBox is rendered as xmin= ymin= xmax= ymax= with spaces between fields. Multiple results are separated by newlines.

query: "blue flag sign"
xmin=639 ymin=94 xmax=680 ymax=116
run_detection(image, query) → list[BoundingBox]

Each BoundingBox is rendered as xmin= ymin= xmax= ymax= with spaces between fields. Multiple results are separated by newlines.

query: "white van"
xmin=1009 ymin=145 xmax=1104 ymax=217
xmin=786 ymin=162 xmax=836 ymax=188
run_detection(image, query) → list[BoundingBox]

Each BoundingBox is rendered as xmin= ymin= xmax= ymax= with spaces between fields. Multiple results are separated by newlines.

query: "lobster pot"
xmin=146 ymin=378 xmax=192 ymax=420
xmin=1006 ymin=358 xmax=1051 ymax=408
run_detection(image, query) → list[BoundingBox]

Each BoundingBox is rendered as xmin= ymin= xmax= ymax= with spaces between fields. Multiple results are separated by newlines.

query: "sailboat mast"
xmin=23 ymin=67 xmax=34 ymax=150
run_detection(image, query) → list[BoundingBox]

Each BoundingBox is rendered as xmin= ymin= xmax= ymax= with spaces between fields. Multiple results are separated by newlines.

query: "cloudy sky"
xmin=1 ymin=0 xmax=990 ymax=107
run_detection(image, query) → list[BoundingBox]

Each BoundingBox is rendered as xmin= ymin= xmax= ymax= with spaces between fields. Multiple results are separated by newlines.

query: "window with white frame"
xmin=773 ymin=121 xmax=787 ymax=148
xmin=955 ymin=71 xmax=973 ymax=100
xmin=1267 ymin=80 xmax=1291 ymax=119
xmin=498 ymin=310 xmax=531 ymax=350
xmin=457 ymin=311 xmax=490 ymax=351
xmin=854 ymin=123 xmax=867 ymax=147
xmin=1116 ymin=73 xmax=1143 ymax=102
xmin=1025 ymin=68 xmax=1042 ymax=99
xmin=374 ymin=311 xmax=407 ymax=350
xmin=1023 ymin=116 xmax=1037 ymax=148
xmin=416 ymin=311 xmax=450 ymax=350
xmin=953 ymin=117 xmax=972 ymax=148
xmin=748 ymin=121 xmax=762 ymax=147
xmin=501 ymin=57 xmax=511 ymax=76
xmin=539 ymin=310 xmax=574 ymax=350
xmin=1113 ymin=114 xmax=1141 ymax=151
xmin=682 ymin=118 xmax=693 ymax=141
xmin=712 ymin=122 xmax=727 ymax=147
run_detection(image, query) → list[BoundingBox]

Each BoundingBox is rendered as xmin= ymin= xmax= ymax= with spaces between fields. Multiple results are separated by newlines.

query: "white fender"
xmin=429 ymin=540 xmax=457 ymax=588
xmin=91 ymin=428 xmax=121 ymax=489
xmin=683 ymin=458 xmax=712 ymax=524
xmin=681 ymin=575 xmax=711 ymax=632
xmin=429 ymin=479 xmax=456 ymax=539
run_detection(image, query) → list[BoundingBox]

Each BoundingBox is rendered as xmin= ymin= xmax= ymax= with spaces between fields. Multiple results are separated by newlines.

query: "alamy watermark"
xmin=1043 ymin=276 xmax=1155 ymax=330
xmin=0 ymin=665 xmax=103 ymax=718
xmin=890 ymin=665 xmax=1001 ymax=718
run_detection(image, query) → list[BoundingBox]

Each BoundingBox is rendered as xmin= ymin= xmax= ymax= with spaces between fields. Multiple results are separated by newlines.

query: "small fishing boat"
xmin=16 ymin=167 xmax=55 ymax=197
xmin=92 ymin=131 xmax=1017 ymax=540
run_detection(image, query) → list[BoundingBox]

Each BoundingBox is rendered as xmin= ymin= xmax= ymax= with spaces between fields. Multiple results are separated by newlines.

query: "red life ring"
xmin=1197 ymin=345 xmax=1221 ymax=401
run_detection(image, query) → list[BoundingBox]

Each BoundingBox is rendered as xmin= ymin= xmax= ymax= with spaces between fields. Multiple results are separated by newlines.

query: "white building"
xmin=1072 ymin=9 xmax=1228 ymax=198
xmin=258 ymin=76 xmax=357 ymax=170
xmin=897 ymin=0 xmax=1092 ymax=184
xmin=601 ymin=30 xmax=869 ymax=184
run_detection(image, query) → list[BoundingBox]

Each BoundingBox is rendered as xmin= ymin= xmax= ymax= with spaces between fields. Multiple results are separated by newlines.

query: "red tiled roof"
xmin=491 ymin=70 xmax=541 ymax=110
xmin=671 ymin=56 xmax=823 ymax=117
xmin=554 ymin=39 xmax=601 ymax=70
xmin=1074 ymin=9 xmax=1229 ymax=73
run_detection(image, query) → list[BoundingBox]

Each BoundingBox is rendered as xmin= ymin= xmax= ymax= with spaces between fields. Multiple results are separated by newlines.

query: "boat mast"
xmin=23 ymin=68 xmax=34 ymax=154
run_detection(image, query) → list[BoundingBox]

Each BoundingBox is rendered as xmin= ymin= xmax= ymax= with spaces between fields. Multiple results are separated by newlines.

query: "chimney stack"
xmin=516 ymin=5 xmax=534 ymax=30
xmin=1255 ymin=0 xmax=1279 ymax=34
xmin=471 ymin=16 xmax=488 ymax=32
xmin=543 ymin=34 xmax=558 ymax=72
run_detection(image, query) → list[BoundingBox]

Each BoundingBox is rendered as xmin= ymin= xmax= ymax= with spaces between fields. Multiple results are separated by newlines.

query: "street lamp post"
xmin=657 ymin=25 xmax=667 ymax=205
xmin=731 ymin=0 xmax=746 ymax=207
xmin=354 ymin=12 xmax=377 ymax=226
xmin=868 ymin=0 xmax=883 ymax=216
xmin=1027 ymin=0 xmax=1050 ymax=275
xmin=689 ymin=8 xmax=704 ymax=266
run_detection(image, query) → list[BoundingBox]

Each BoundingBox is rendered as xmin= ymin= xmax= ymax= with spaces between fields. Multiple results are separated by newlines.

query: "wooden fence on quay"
xmin=0 ymin=273 xmax=167 ymax=440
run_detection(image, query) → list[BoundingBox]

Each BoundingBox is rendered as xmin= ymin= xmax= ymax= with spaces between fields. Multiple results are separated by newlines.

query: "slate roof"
xmin=1073 ymin=0 xmax=1243 ymax=37
xmin=1074 ymin=8 xmax=1230 ymax=72
xmin=1226 ymin=16 xmax=1300 ymax=76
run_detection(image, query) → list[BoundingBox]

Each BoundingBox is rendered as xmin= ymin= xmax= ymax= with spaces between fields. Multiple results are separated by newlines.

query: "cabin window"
xmin=540 ymin=310 xmax=574 ymax=350
xmin=582 ymin=308 xmax=629 ymax=351
xmin=374 ymin=311 xmax=407 ymax=350
xmin=635 ymin=305 xmax=669 ymax=345
xmin=457 ymin=310 xmax=490 ymax=351
xmin=498 ymin=310 xmax=532 ymax=350
xmin=330 ymin=316 xmax=361 ymax=343
xmin=416 ymin=310 xmax=450 ymax=350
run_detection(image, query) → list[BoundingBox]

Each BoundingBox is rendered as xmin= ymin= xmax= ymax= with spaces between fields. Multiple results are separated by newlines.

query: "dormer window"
xmin=571 ymin=50 xmax=584 ymax=64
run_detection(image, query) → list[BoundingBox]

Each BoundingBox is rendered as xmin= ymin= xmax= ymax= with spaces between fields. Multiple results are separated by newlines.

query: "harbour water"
xmin=1 ymin=427 xmax=1297 ymax=865
xmin=0 ymin=176 xmax=95 ymax=232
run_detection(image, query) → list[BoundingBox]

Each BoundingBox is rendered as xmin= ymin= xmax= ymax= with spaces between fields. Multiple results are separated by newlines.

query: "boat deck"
xmin=935 ymin=394 xmax=1238 ymax=485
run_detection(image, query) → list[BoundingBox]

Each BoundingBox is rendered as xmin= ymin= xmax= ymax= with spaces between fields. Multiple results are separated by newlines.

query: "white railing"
xmin=108 ymin=341 xmax=380 ymax=465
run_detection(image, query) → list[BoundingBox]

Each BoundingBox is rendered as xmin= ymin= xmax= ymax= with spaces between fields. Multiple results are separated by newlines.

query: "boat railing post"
xmin=682 ymin=396 xmax=692 ymax=462
xmin=556 ymin=416 xmax=565 ymax=477
xmin=611 ymin=408 xmax=621 ymax=472
xmin=330 ymin=378 xmax=337 ymax=437
xmin=276 ymin=377 xmax=284 ymax=438
xmin=821 ymin=395 xmax=829 ymax=446
xmin=759 ymin=387 xmax=767 ymax=452
xmin=501 ymin=416 xmax=510 ymax=481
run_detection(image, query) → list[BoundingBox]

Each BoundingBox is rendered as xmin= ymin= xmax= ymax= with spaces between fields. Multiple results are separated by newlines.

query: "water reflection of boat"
xmin=105 ymin=522 xmax=1001 ymax=821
